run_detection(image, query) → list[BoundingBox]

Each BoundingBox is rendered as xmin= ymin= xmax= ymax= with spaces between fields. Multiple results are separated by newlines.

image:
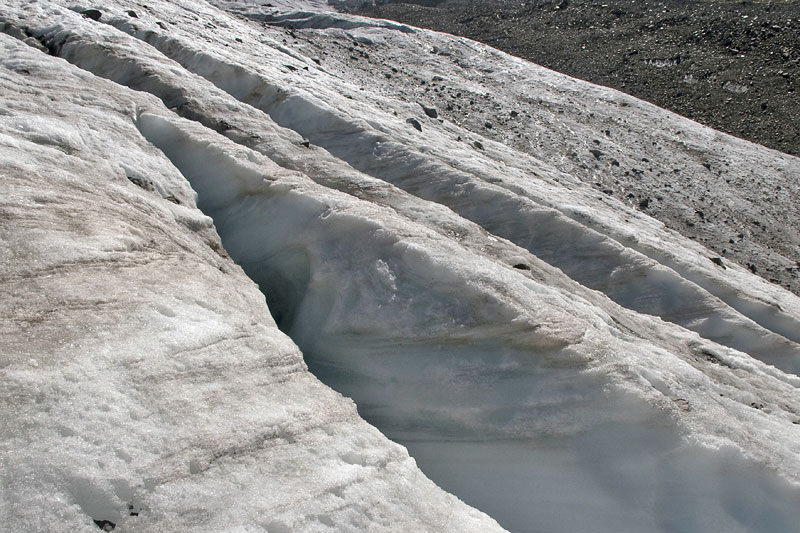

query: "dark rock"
xmin=127 ymin=175 xmax=154 ymax=191
xmin=300 ymin=139 xmax=310 ymax=148
xmin=93 ymin=520 xmax=116 ymax=531
xmin=419 ymin=103 xmax=438 ymax=118
xmin=80 ymin=9 xmax=102 ymax=21
xmin=406 ymin=117 xmax=422 ymax=131
xmin=589 ymin=148 xmax=603 ymax=159
xmin=484 ymin=121 xmax=493 ymax=129
xmin=638 ymin=197 xmax=650 ymax=209
xmin=208 ymin=240 xmax=229 ymax=259
xmin=710 ymin=257 xmax=726 ymax=268
xmin=513 ymin=263 xmax=531 ymax=270
xmin=698 ymin=348 xmax=728 ymax=366
xmin=125 ymin=10 xmax=138 ymax=18
xmin=472 ymin=140 xmax=484 ymax=150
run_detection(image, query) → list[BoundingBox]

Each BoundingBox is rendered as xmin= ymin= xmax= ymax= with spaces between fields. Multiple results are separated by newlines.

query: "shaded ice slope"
xmin=2 ymin=1 xmax=800 ymax=532
xmin=0 ymin=33 xmax=501 ymax=532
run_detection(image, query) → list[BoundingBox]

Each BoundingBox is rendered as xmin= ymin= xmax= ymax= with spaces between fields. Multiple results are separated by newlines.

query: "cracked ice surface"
xmin=2 ymin=1 xmax=800 ymax=532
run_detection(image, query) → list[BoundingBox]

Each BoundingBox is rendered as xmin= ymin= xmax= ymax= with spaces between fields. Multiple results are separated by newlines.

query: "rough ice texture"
xmin=0 ymin=29 xmax=498 ymax=533
xmin=2 ymin=1 xmax=800 ymax=532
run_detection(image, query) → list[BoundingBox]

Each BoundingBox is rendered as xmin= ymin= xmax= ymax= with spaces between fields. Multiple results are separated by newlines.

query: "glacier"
xmin=1 ymin=0 xmax=800 ymax=531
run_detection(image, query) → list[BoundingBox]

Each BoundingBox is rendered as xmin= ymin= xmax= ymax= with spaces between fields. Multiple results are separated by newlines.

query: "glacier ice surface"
xmin=3 ymin=0 xmax=800 ymax=531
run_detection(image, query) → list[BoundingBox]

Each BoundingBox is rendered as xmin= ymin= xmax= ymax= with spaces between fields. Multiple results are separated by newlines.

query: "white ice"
xmin=2 ymin=1 xmax=800 ymax=532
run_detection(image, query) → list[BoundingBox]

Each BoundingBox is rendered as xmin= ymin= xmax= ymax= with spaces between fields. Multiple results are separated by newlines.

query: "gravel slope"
xmin=348 ymin=0 xmax=799 ymax=157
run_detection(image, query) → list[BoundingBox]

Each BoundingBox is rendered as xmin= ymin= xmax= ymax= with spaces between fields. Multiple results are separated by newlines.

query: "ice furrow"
xmin=100 ymin=15 xmax=800 ymax=374
xmin=268 ymin=103 xmax=800 ymax=361
xmin=39 ymin=9 xmax=800 ymax=379
xmin=232 ymin=8 xmax=416 ymax=33
xmin=9 ymin=13 xmax=591 ymax=306
xmin=44 ymin=3 xmax=793 ymax=363
xmin=133 ymin=106 xmax=800 ymax=533
xmin=43 ymin=12 xmax=792 ymax=376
